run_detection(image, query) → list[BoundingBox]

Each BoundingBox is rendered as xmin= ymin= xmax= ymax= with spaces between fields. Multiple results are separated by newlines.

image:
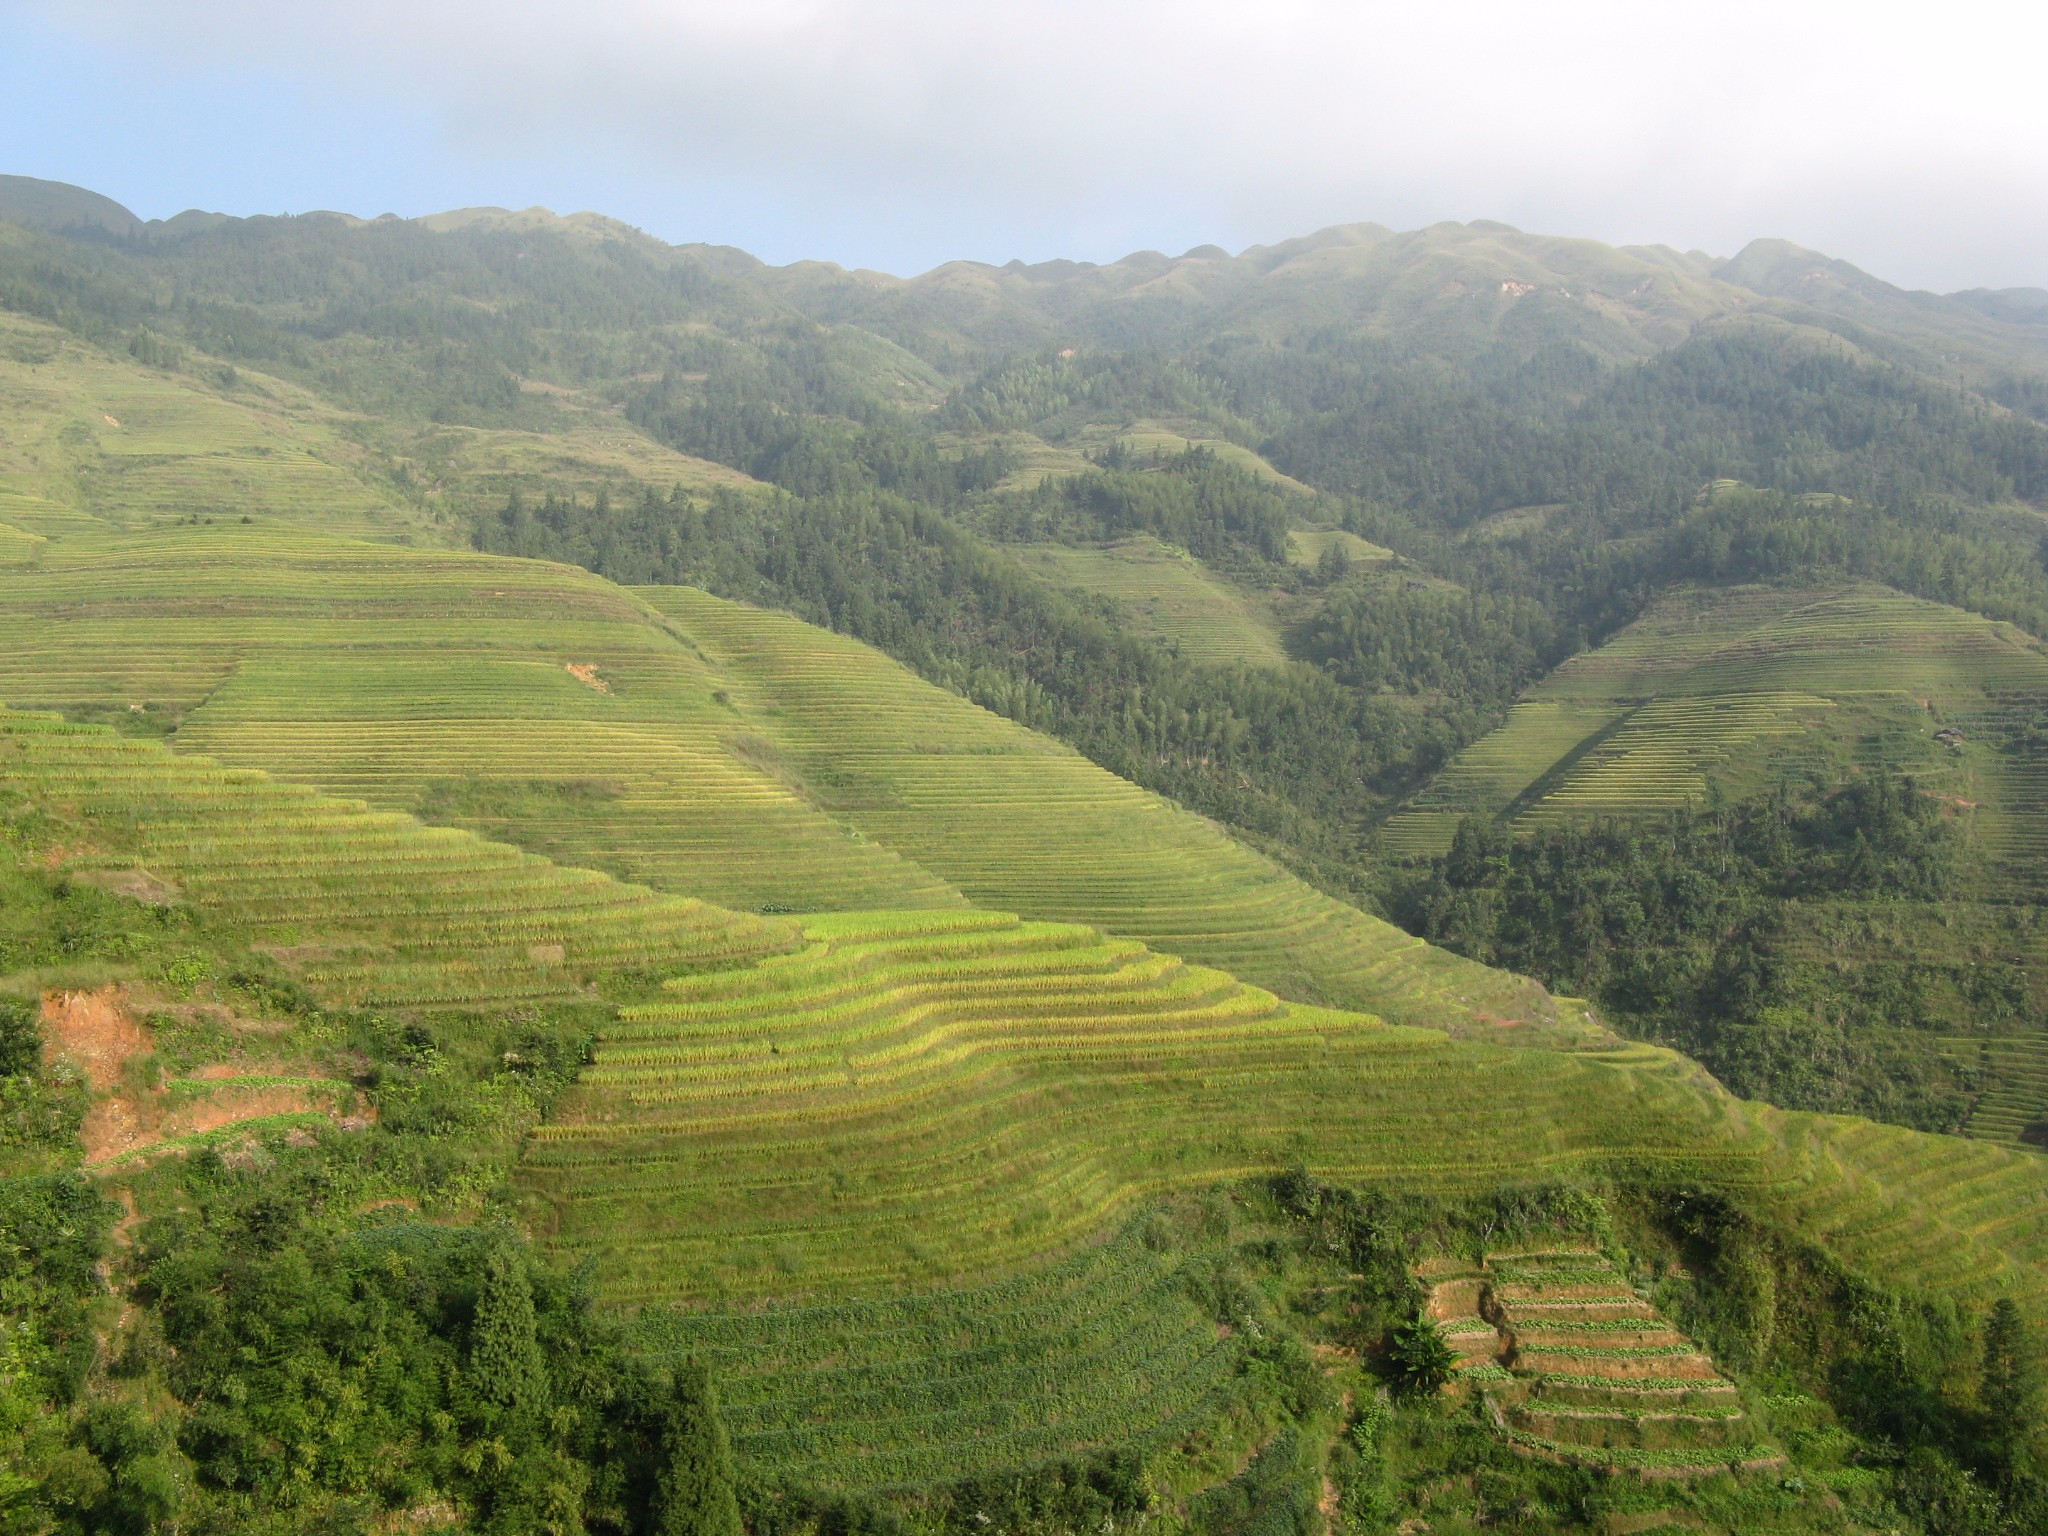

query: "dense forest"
xmin=1394 ymin=777 xmax=1978 ymax=1130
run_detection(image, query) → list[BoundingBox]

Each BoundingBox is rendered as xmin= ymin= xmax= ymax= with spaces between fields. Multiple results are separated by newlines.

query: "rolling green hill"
xmin=0 ymin=518 xmax=1559 ymax=1034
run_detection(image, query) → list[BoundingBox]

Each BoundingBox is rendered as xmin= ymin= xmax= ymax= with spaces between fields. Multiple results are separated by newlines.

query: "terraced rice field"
xmin=636 ymin=585 xmax=1558 ymax=1033
xmin=1006 ymin=535 xmax=1290 ymax=669
xmin=13 ymin=706 xmax=2048 ymax=1495
xmin=0 ymin=519 xmax=43 ymax=563
xmin=0 ymin=710 xmax=792 ymax=1006
xmin=1943 ymin=1037 xmax=2048 ymax=1145
xmin=625 ymin=1224 xmax=1236 ymax=1490
xmin=1381 ymin=702 xmax=1628 ymax=856
xmin=0 ymin=487 xmax=107 ymax=539
xmin=1534 ymin=586 xmax=1821 ymax=701
xmin=1515 ymin=692 xmax=1835 ymax=826
xmin=1479 ymin=1251 xmax=1777 ymax=1477
xmin=0 ymin=526 xmax=963 ymax=914
xmin=514 ymin=906 xmax=2048 ymax=1315
xmin=12 ymin=703 xmax=2048 ymax=1315
xmin=0 ymin=521 xmax=1558 ymax=1034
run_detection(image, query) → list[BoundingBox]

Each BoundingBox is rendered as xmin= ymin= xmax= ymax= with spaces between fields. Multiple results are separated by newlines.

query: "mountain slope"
xmin=0 ymin=517 xmax=1555 ymax=1034
xmin=1387 ymin=578 xmax=2048 ymax=1140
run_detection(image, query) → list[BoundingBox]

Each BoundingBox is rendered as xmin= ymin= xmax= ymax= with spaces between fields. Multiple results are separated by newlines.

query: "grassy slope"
xmin=0 ymin=306 xmax=757 ymax=539
xmin=0 ymin=310 xmax=418 ymax=540
xmin=1004 ymin=535 xmax=1290 ymax=669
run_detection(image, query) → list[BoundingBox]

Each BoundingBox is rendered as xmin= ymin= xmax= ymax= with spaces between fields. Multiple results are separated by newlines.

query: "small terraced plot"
xmin=1285 ymin=526 xmax=1394 ymax=569
xmin=1425 ymin=1249 xmax=1780 ymax=1478
xmin=1007 ymin=535 xmax=1290 ymax=669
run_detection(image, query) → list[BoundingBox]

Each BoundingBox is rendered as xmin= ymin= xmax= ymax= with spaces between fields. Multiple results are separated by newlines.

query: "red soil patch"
xmin=163 ymin=1086 xmax=331 ymax=1140
xmin=564 ymin=662 xmax=611 ymax=693
xmin=42 ymin=986 xmax=150 ymax=1092
xmin=42 ymin=985 xmax=355 ymax=1167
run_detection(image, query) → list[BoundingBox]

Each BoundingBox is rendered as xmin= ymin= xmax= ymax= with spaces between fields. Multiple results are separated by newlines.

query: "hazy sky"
xmin=4 ymin=0 xmax=2045 ymax=290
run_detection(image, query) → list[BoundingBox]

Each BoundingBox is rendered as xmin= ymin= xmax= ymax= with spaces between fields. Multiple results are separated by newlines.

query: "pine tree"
xmin=1981 ymin=1297 xmax=2041 ymax=1470
xmin=654 ymin=1361 xmax=743 ymax=1536
xmin=469 ymin=1233 xmax=549 ymax=1417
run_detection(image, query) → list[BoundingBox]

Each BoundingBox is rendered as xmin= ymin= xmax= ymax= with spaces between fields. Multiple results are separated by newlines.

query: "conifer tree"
xmin=654 ymin=1361 xmax=743 ymax=1536
xmin=469 ymin=1233 xmax=549 ymax=1417
xmin=1981 ymin=1297 xmax=2041 ymax=1470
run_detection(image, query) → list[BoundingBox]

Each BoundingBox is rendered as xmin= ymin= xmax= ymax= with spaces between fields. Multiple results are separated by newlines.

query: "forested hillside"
xmin=6 ymin=177 xmax=2048 ymax=1534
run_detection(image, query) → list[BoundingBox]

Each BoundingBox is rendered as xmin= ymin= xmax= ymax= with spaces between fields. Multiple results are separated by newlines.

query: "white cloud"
xmin=13 ymin=0 xmax=2048 ymax=285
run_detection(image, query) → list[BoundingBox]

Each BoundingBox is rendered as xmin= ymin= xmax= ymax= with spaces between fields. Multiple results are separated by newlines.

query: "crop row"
xmin=0 ymin=711 xmax=790 ymax=1006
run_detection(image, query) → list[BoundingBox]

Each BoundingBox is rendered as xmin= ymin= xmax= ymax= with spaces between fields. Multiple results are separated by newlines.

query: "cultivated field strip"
xmin=1481 ymin=1250 xmax=1779 ymax=1476
xmin=517 ymin=908 xmax=2048 ymax=1319
xmin=0 ymin=526 xmax=965 ymax=912
xmin=0 ymin=711 xmax=792 ymax=1005
xmin=626 ymin=1226 xmax=1237 ymax=1490
xmin=635 ymin=586 xmax=1561 ymax=1035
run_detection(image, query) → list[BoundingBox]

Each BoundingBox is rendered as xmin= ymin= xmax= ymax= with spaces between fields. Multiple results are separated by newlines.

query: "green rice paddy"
xmin=0 ymin=709 xmax=792 ymax=1006
xmin=1388 ymin=582 xmax=2048 ymax=856
xmin=0 ymin=518 xmax=1557 ymax=1035
xmin=1006 ymin=535 xmax=1290 ymax=669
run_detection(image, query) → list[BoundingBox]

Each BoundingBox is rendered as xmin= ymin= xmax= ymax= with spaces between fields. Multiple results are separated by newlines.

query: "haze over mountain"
xmin=7 ymin=0 xmax=2047 ymax=287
